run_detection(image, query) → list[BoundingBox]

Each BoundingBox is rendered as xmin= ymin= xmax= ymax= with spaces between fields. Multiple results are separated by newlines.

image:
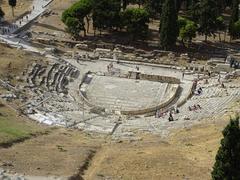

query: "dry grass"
xmin=0 ymin=43 xmax=43 ymax=81
xmin=0 ymin=128 xmax=101 ymax=176
xmin=83 ymin=121 xmax=227 ymax=180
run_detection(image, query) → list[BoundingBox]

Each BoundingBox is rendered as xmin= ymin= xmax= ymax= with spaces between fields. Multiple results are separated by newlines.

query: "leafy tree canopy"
xmin=121 ymin=7 xmax=149 ymax=39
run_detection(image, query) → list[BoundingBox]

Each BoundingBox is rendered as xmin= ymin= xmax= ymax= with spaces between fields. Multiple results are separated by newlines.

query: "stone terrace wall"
xmin=139 ymin=73 xmax=180 ymax=84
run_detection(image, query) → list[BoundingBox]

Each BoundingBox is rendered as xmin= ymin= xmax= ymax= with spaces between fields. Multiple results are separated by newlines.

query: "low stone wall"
xmin=139 ymin=73 xmax=180 ymax=84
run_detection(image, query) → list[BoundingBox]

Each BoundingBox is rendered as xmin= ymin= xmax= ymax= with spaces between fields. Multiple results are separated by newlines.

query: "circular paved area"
xmin=84 ymin=75 xmax=178 ymax=111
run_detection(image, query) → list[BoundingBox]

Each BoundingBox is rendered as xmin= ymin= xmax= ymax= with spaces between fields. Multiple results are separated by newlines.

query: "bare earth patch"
xmin=0 ymin=128 xmax=102 ymax=177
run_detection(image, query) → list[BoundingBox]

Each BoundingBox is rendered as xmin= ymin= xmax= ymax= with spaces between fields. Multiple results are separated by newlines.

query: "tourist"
xmin=197 ymin=104 xmax=201 ymax=109
xmin=168 ymin=113 xmax=174 ymax=121
xmin=176 ymin=108 xmax=179 ymax=114
xmin=188 ymin=106 xmax=192 ymax=111
xmin=168 ymin=112 xmax=174 ymax=121
xmin=205 ymin=79 xmax=209 ymax=84
xmin=182 ymin=71 xmax=185 ymax=79
xmin=221 ymin=82 xmax=225 ymax=88
xmin=218 ymin=73 xmax=221 ymax=83
xmin=155 ymin=110 xmax=159 ymax=118
xmin=208 ymin=71 xmax=211 ymax=76
xmin=33 ymin=5 xmax=35 ymax=10
xmin=199 ymin=89 xmax=202 ymax=95
xmin=168 ymin=116 xmax=174 ymax=121
xmin=197 ymin=87 xmax=203 ymax=95
xmin=193 ymin=104 xmax=197 ymax=110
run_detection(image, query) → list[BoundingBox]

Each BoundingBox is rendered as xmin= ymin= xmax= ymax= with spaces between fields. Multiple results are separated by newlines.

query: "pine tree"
xmin=229 ymin=0 xmax=239 ymax=39
xmin=198 ymin=0 xmax=218 ymax=41
xmin=159 ymin=0 xmax=178 ymax=50
xmin=212 ymin=116 xmax=240 ymax=180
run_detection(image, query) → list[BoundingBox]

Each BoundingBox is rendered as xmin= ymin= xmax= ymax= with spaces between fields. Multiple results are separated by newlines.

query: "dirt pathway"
xmin=83 ymin=146 xmax=110 ymax=180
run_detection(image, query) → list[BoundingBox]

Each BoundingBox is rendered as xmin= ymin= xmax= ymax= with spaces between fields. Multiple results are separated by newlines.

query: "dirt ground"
xmin=0 ymin=0 xmax=33 ymax=22
xmin=0 ymin=43 xmax=44 ymax=82
xmin=0 ymin=128 xmax=102 ymax=177
xmin=0 ymin=111 xmax=236 ymax=179
xmin=83 ymin=118 xmax=230 ymax=180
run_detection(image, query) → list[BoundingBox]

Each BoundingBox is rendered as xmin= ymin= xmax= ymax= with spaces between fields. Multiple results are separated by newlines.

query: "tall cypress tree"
xmin=159 ymin=0 xmax=178 ymax=50
xmin=198 ymin=0 xmax=218 ymax=41
xmin=212 ymin=116 xmax=240 ymax=180
xmin=229 ymin=0 xmax=239 ymax=39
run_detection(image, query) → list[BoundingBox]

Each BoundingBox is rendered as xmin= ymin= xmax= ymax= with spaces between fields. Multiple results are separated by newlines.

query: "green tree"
xmin=65 ymin=17 xmax=84 ymax=38
xmin=229 ymin=0 xmax=239 ymax=40
xmin=231 ymin=20 xmax=240 ymax=38
xmin=216 ymin=0 xmax=225 ymax=15
xmin=198 ymin=0 xmax=218 ymax=41
xmin=178 ymin=17 xmax=197 ymax=46
xmin=92 ymin=0 xmax=121 ymax=34
xmin=122 ymin=0 xmax=129 ymax=10
xmin=188 ymin=0 xmax=200 ymax=20
xmin=62 ymin=0 xmax=93 ymax=37
xmin=216 ymin=16 xmax=227 ymax=41
xmin=212 ymin=116 xmax=240 ymax=180
xmin=145 ymin=0 xmax=163 ymax=18
xmin=159 ymin=0 xmax=178 ymax=50
xmin=8 ymin=0 xmax=16 ymax=17
xmin=121 ymin=8 xmax=149 ymax=39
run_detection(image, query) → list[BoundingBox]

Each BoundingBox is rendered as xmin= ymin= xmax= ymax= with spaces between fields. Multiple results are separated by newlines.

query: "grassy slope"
xmin=0 ymin=103 xmax=47 ymax=145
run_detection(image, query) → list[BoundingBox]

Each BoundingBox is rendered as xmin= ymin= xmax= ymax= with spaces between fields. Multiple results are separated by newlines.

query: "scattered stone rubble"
xmin=25 ymin=62 xmax=79 ymax=94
